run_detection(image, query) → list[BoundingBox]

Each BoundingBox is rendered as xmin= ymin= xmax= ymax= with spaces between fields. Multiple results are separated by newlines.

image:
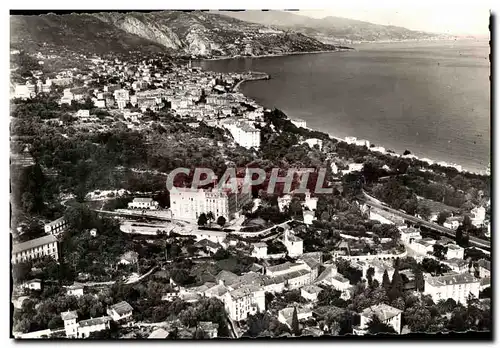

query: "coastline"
xmin=203 ymin=48 xmax=353 ymax=62
xmin=234 ymin=82 xmax=489 ymax=176
xmin=213 ymin=47 xmax=489 ymax=178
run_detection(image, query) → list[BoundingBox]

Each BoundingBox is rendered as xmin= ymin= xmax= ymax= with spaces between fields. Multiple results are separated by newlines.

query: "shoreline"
xmin=207 ymin=48 xmax=490 ymax=178
xmin=202 ymin=48 xmax=353 ymax=62
xmin=319 ymin=128 xmax=489 ymax=177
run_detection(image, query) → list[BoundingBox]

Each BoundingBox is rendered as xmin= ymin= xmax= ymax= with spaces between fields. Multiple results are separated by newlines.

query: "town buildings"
xmin=61 ymin=310 xmax=111 ymax=338
xmin=222 ymin=120 xmax=261 ymax=149
xmin=290 ymin=118 xmax=307 ymax=129
xmin=44 ymin=217 xmax=67 ymax=236
xmin=12 ymin=235 xmax=59 ymax=264
xmin=169 ymin=187 xmax=251 ymax=221
xmin=282 ymin=229 xmax=303 ymax=258
xmin=127 ymin=197 xmax=159 ymax=210
xmin=424 ymin=272 xmax=480 ymax=305
xmin=354 ymin=304 xmax=403 ymax=335
xmin=278 ymin=306 xmax=312 ymax=328
xmin=107 ymin=301 xmax=134 ymax=323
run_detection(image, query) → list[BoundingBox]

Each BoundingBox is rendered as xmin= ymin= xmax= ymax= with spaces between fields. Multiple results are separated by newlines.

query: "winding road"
xmin=361 ymin=190 xmax=490 ymax=250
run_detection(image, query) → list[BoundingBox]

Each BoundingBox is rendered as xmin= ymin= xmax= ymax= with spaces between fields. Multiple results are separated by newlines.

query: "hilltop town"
xmin=10 ymin=46 xmax=491 ymax=339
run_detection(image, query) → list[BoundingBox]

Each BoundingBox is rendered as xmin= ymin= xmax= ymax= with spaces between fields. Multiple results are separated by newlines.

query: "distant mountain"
xmin=10 ymin=11 xmax=342 ymax=58
xmin=216 ymin=10 xmax=444 ymax=44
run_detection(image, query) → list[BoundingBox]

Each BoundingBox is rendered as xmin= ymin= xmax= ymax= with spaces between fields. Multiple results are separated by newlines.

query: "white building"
xmin=224 ymin=121 xmax=261 ymax=149
xmin=75 ymin=109 xmax=90 ymax=117
xmin=354 ymin=304 xmax=402 ymax=335
xmin=77 ymin=316 xmax=112 ymax=338
xmin=304 ymin=191 xmax=318 ymax=211
xmin=443 ymin=217 xmax=462 ymax=230
xmin=14 ymin=84 xmax=34 ymax=99
xmin=128 ymin=197 xmax=159 ymax=210
xmin=12 ymin=235 xmax=58 ymax=264
xmin=66 ymin=282 xmax=85 ymax=298
xmin=471 ymin=206 xmax=486 ymax=227
xmin=445 ymin=244 xmax=465 ymax=260
xmin=251 ymin=242 xmax=268 ymax=259
xmin=61 ymin=311 xmax=79 ymax=338
xmin=278 ymin=306 xmax=312 ymax=328
xmin=283 ymin=229 xmax=303 ymax=258
xmin=291 ymin=118 xmax=307 ymax=128
xmin=424 ymin=272 xmax=480 ymax=305
xmin=113 ymin=89 xmax=130 ymax=110
xmin=303 ymin=138 xmax=323 ymax=151
xmin=303 ymin=210 xmax=315 ymax=225
xmin=21 ymin=279 xmax=42 ymax=291
xmin=119 ymin=251 xmax=139 ymax=265
xmin=169 ymin=187 xmax=251 ymax=221
xmin=399 ymin=227 xmax=422 ymax=245
xmin=44 ymin=217 xmax=67 ymax=236
xmin=107 ymin=301 xmax=134 ymax=322
xmin=222 ymin=285 xmax=265 ymax=322
xmin=301 ymin=284 xmax=323 ymax=302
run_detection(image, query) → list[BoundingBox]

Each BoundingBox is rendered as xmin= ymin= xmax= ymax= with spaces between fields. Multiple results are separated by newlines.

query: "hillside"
xmin=10 ymin=11 xmax=341 ymax=58
xmin=216 ymin=10 xmax=444 ymax=44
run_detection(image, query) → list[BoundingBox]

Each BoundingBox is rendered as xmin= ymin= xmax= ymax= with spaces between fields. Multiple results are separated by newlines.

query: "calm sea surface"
xmin=196 ymin=40 xmax=490 ymax=173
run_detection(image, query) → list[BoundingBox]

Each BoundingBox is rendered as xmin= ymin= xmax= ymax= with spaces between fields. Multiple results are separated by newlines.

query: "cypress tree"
xmin=382 ymin=269 xmax=391 ymax=291
xmin=291 ymin=307 xmax=300 ymax=336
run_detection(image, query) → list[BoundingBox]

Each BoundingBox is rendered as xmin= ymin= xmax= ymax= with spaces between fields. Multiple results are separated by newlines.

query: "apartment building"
xmin=354 ymin=304 xmax=403 ymax=335
xmin=223 ymin=121 xmax=261 ymax=149
xmin=222 ymin=284 xmax=265 ymax=322
xmin=12 ymin=235 xmax=58 ymax=264
xmin=169 ymin=187 xmax=251 ymax=221
xmin=424 ymin=272 xmax=480 ymax=305
xmin=44 ymin=217 xmax=67 ymax=236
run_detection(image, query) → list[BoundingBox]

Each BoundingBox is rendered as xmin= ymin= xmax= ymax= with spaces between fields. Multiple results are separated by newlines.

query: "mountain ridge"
xmin=10 ymin=11 xmax=342 ymax=58
xmin=215 ymin=10 xmax=446 ymax=44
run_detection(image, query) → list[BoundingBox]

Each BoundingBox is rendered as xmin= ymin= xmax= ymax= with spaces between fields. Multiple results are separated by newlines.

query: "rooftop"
xmin=361 ymin=303 xmax=402 ymax=321
xmin=331 ymin=274 xmax=349 ymax=284
xmin=132 ymin=197 xmax=154 ymax=203
xmin=215 ymin=270 xmax=240 ymax=286
xmin=13 ymin=235 xmax=57 ymax=254
xmin=109 ymin=301 xmax=133 ymax=315
xmin=78 ymin=316 xmax=111 ymax=327
xmin=194 ymin=239 xmax=220 ymax=249
xmin=302 ymin=284 xmax=323 ymax=294
xmin=425 ymin=272 xmax=479 ymax=287
xmin=148 ymin=328 xmax=169 ymax=339
xmin=61 ymin=310 xmax=78 ymax=321
xmin=478 ymin=259 xmax=491 ymax=271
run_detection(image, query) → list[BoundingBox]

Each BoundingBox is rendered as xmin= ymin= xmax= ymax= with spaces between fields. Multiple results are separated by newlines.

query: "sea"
xmin=195 ymin=39 xmax=491 ymax=174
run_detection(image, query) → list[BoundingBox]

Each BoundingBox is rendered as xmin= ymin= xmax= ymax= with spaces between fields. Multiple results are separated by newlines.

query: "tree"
xmin=432 ymin=244 xmax=448 ymax=260
xmin=382 ymin=270 xmax=391 ymax=291
xmin=414 ymin=267 xmax=425 ymax=292
xmin=403 ymin=150 xmax=411 ymax=156
xmin=216 ymin=216 xmax=226 ymax=226
xmin=366 ymin=267 xmax=375 ymax=287
xmin=197 ymin=213 xmax=208 ymax=226
xmin=436 ymin=211 xmax=452 ymax=225
xmin=367 ymin=314 xmax=396 ymax=335
xmin=206 ymin=212 xmax=215 ymax=223
xmin=291 ymin=307 xmax=300 ymax=336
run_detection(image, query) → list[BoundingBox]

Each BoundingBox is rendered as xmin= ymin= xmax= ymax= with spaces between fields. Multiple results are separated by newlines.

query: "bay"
xmin=196 ymin=39 xmax=490 ymax=174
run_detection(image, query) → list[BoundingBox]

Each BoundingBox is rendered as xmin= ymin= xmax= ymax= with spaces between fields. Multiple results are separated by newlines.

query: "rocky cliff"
xmin=11 ymin=11 xmax=341 ymax=57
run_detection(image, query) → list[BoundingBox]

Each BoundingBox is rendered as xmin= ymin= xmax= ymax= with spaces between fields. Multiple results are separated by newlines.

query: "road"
xmin=361 ymin=191 xmax=490 ymax=250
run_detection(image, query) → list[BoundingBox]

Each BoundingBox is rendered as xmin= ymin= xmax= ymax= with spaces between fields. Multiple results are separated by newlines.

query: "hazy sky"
xmin=298 ymin=2 xmax=491 ymax=36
